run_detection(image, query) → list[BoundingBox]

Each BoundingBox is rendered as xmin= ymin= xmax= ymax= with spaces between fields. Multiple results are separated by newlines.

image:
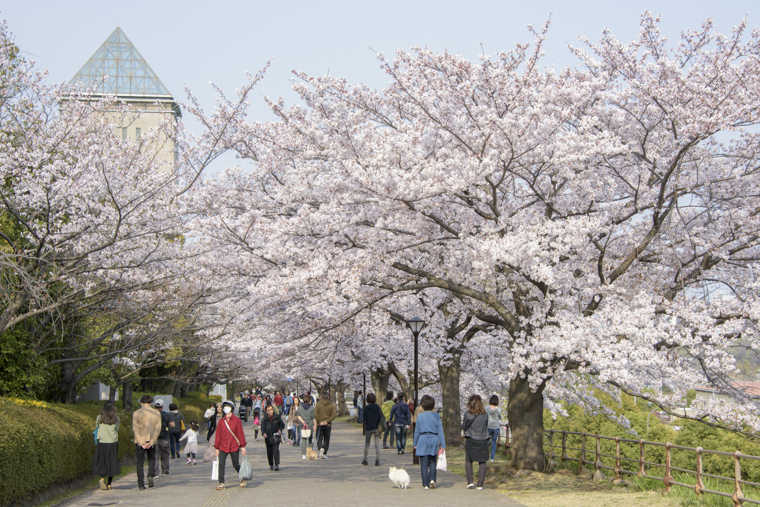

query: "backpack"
xmin=159 ymin=412 xmax=171 ymax=438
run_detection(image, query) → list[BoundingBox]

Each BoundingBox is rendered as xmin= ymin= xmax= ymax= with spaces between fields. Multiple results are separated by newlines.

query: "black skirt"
xmin=465 ymin=438 xmax=489 ymax=463
xmin=92 ymin=442 xmax=121 ymax=477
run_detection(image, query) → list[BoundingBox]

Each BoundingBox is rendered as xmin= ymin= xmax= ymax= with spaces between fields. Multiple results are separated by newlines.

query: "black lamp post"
xmin=407 ymin=316 xmax=425 ymax=465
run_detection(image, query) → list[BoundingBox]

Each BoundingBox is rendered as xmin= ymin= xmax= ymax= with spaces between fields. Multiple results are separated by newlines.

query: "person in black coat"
xmin=261 ymin=404 xmax=285 ymax=471
xmin=361 ymin=392 xmax=383 ymax=466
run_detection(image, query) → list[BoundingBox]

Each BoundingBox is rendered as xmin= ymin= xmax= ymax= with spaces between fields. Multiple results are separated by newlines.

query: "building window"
xmin=135 ymin=127 xmax=141 ymax=138
xmin=122 ymin=127 xmax=127 ymax=140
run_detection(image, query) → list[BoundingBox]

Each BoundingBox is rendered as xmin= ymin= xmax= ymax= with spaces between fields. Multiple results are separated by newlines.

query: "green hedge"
xmin=0 ymin=397 xmax=134 ymax=506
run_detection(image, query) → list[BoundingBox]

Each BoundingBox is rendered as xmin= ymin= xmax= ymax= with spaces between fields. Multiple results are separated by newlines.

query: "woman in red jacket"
xmin=214 ymin=400 xmax=247 ymax=489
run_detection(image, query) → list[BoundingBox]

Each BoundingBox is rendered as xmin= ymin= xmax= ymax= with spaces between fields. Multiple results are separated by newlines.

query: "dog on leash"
xmin=306 ymin=448 xmax=319 ymax=460
xmin=389 ymin=466 xmax=410 ymax=489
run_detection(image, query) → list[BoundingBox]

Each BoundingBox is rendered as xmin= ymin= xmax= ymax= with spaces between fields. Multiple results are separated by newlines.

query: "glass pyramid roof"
xmin=70 ymin=27 xmax=173 ymax=97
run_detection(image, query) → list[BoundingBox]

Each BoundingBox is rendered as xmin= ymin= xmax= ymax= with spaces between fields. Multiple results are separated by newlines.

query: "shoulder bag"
xmin=224 ymin=419 xmax=242 ymax=449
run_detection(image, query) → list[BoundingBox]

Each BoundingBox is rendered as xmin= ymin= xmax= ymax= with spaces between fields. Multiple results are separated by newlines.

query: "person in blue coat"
xmin=413 ymin=395 xmax=446 ymax=490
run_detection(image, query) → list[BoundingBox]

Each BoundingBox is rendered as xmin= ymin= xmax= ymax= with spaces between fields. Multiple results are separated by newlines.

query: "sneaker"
xmin=148 ymin=477 xmax=154 ymax=488
xmin=240 ymin=480 xmax=246 ymax=488
xmin=270 ymin=465 xmax=274 ymax=471
xmin=187 ymin=458 xmax=192 ymax=464
xmin=362 ymin=460 xmax=368 ymax=465
xmin=424 ymin=486 xmax=429 ymax=490
xmin=138 ymin=484 xmax=145 ymax=490
xmin=99 ymin=478 xmax=107 ymax=491
xmin=322 ymin=454 xmax=328 ymax=459
xmin=217 ymin=484 xmax=225 ymax=490
xmin=375 ymin=459 xmax=380 ymax=466
xmin=467 ymin=483 xmax=475 ymax=489
xmin=164 ymin=471 xmax=170 ymax=476
xmin=193 ymin=460 xmax=197 ymax=465
xmin=275 ymin=465 xmax=279 ymax=471
xmin=429 ymin=481 xmax=436 ymax=489
xmin=383 ymin=446 xmax=390 ymax=449
xmin=477 ymin=486 xmax=484 ymax=490
xmin=302 ymin=455 xmax=307 ymax=460
xmin=153 ymin=475 xmax=161 ymax=479
xmin=319 ymin=448 xmax=324 ymax=458
xmin=490 ymin=458 xmax=494 ymax=462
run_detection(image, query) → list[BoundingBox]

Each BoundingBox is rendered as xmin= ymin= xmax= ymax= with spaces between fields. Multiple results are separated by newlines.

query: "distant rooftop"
xmin=69 ymin=27 xmax=174 ymax=100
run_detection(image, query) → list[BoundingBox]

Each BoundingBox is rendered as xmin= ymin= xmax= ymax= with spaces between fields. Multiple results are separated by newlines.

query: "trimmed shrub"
xmin=0 ymin=398 xmax=134 ymax=506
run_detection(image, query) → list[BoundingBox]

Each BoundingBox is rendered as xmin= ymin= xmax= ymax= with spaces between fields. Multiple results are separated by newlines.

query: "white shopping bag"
xmin=436 ymin=449 xmax=447 ymax=472
xmin=211 ymin=459 xmax=219 ymax=481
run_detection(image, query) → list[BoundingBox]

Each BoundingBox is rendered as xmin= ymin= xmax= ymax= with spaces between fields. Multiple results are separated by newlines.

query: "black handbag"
xmin=274 ymin=432 xmax=282 ymax=444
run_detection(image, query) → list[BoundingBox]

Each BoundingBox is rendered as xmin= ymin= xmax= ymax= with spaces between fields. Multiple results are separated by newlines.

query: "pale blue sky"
xmin=3 ymin=1 xmax=756 ymax=134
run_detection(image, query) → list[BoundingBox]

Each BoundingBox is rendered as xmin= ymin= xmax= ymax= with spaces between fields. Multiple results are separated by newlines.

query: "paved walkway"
xmin=63 ymin=421 xmax=525 ymax=507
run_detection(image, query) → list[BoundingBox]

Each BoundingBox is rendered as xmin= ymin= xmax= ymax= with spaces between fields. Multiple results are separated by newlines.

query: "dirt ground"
xmin=444 ymin=447 xmax=678 ymax=507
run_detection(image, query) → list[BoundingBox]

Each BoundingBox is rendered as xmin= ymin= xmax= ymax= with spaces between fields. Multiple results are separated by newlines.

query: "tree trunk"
xmin=123 ymin=381 xmax=133 ymax=411
xmin=371 ymin=368 xmax=391 ymax=398
xmin=60 ymin=360 xmax=77 ymax=404
xmin=438 ymin=356 xmax=462 ymax=447
xmin=507 ymin=376 xmax=547 ymax=471
xmin=109 ymin=382 xmax=118 ymax=401
xmin=173 ymin=381 xmax=182 ymax=400
xmin=336 ymin=381 xmax=348 ymax=415
xmin=388 ymin=362 xmax=412 ymax=401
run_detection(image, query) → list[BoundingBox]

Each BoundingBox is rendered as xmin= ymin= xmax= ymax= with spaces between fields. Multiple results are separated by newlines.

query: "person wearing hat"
xmin=153 ymin=399 xmax=174 ymax=478
xmin=214 ymin=400 xmax=248 ymax=489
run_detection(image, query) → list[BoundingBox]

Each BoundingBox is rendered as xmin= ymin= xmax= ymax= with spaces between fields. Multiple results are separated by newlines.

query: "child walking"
xmin=179 ymin=421 xmax=199 ymax=464
xmin=252 ymin=408 xmax=261 ymax=441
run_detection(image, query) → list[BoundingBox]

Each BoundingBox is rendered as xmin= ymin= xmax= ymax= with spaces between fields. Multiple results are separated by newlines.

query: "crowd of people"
xmin=90 ymin=388 xmax=502 ymax=492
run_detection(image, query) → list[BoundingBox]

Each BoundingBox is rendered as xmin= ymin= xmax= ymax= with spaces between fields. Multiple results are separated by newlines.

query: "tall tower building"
xmin=69 ymin=27 xmax=181 ymax=167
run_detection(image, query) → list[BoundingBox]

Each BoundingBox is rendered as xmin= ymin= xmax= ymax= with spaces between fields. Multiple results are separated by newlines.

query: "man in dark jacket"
xmin=361 ymin=392 xmax=383 ymax=466
xmin=153 ymin=399 xmax=174 ymax=477
xmin=390 ymin=392 xmax=411 ymax=454
xmin=314 ymin=391 xmax=336 ymax=458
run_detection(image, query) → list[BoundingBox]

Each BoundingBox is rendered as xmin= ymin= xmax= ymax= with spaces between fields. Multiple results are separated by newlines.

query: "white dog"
xmin=389 ymin=466 xmax=410 ymax=489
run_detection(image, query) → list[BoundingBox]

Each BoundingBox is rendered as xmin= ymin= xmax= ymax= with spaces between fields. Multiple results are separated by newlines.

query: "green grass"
xmin=632 ymin=473 xmax=759 ymax=507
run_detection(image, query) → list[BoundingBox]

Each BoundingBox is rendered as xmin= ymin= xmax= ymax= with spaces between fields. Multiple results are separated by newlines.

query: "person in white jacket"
xmin=204 ymin=404 xmax=216 ymax=433
xmin=179 ymin=421 xmax=200 ymax=465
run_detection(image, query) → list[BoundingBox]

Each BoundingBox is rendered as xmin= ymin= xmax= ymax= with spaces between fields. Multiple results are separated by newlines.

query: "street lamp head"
xmin=407 ymin=316 xmax=425 ymax=334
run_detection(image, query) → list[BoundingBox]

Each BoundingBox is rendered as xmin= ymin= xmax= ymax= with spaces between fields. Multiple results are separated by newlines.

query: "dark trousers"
xmin=155 ymin=438 xmax=170 ymax=474
xmin=170 ymin=432 xmax=181 ymax=457
xmin=357 ymin=406 xmax=363 ymax=423
xmin=317 ymin=425 xmax=332 ymax=454
xmin=134 ymin=444 xmax=156 ymax=486
xmin=383 ymin=425 xmax=395 ymax=447
xmin=395 ymin=425 xmax=407 ymax=451
xmin=265 ymin=441 xmax=280 ymax=466
xmin=218 ymin=450 xmax=240 ymax=484
xmin=363 ymin=429 xmax=380 ymax=461
xmin=420 ymin=454 xmax=437 ymax=487
xmin=465 ymin=453 xmax=487 ymax=487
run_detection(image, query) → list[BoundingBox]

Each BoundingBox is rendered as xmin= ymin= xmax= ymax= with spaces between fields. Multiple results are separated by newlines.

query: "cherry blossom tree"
xmin=184 ymin=13 xmax=760 ymax=471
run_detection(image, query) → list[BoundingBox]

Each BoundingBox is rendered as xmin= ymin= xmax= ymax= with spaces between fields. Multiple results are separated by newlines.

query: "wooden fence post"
xmin=614 ymin=437 xmax=622 ymax=482
xmin=733 ymin=451 xmax=744 ymax=507
xmin=695 ymin=446 xmax=704 ymax=497
xmin=579 ymin=433 xmax=587 ymax=473
xmin=664 ymin=442 xmax=673 ymax=494
xmin=638 ymin=439 xmax=646 ymax=477
xmin=592 ymin=434 xmax=603 ymax=481
xmin=546 ymin=431 xmax=556 ymax=471
xmin=561 ymin=431 xmax=568 ymax=462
